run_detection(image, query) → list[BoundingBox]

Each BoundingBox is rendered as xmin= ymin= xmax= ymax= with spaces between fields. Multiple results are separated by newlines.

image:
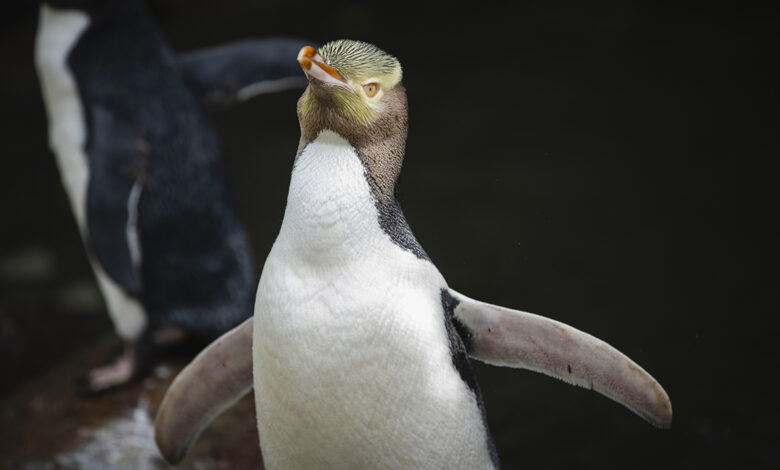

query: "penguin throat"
xmin=306 ymin=86 xmax=379 ymax=125
xmin=297 ymin=85 xmax=409 ymax=204
xmin=287 ymin=130 xmax=429 ymax=262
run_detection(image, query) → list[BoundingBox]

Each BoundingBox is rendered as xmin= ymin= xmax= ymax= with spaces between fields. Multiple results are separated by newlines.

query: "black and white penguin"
xmin=34 ymin=0 xmax=308 ymax=393
xmin=155 ymin=40 xmax=672 ymax=468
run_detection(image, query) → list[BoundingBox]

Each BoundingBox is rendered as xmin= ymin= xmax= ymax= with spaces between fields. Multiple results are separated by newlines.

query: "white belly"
xmin=35 ymin=5 xmax=146 ymax=340
xmin=252 ymin=131 xmax=493 ymax=469
xmin=35 ymin=4 xmax=90 ymax=228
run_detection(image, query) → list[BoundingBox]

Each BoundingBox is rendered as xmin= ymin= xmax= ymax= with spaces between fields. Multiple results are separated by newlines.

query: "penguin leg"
xmin=155 ymin=318 xmax=253 ymax=465
xmin=77 ymin=330 xmax=156 ymax=395
xmin=83 ymin=341 xmax=139 ymax=392
xmin=77 ymin=324 xmax=194 ymax=395
xmin=446 ymin=289 xmax=673 ymax=428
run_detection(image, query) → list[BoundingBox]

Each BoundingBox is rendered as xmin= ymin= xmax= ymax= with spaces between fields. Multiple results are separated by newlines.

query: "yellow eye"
xmin=363 ymin=82 xmax=379 ymax=98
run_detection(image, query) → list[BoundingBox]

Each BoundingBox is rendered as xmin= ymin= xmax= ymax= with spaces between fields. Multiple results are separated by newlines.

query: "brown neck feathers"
xmin=296 ymin=85 xmax=409 ymax=204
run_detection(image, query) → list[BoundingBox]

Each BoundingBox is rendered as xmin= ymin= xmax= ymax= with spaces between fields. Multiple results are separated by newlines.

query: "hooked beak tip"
xmin=297 ymin=45 xmax=317 ymax=71
xmin=295 ymin=45 xmax=356 ymax=94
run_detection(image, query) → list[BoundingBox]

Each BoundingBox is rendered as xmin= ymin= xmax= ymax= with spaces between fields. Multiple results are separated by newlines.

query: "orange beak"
xmin=297 ymin=45 xmax=356 ymax=94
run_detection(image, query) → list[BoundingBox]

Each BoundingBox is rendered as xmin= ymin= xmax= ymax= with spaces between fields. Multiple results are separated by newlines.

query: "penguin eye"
xmin=362 ymin=82 xmax=379 ymax=98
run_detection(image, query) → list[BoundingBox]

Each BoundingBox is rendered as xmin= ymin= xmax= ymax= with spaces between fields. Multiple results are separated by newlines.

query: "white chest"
xmin=35 ymin=5 xmax=90 ymax=229
xmin=252 ymin=131 xmax=493 ymax=469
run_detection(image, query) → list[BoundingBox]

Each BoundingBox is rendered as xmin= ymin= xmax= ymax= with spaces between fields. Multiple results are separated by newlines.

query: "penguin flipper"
xmin=447 ymin=289 xmax=673 ymax=429
xmin=177 ymin=38 xmax=310 ymax=106
xmin=86 ymin=105 xmax=148 ymax=294
xmin=155 ymin=318 xmax=253 ymax=465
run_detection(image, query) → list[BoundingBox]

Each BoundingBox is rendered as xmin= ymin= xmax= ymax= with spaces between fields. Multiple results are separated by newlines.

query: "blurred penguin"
xmin=34 ymin=0 xmax=308 ymax=393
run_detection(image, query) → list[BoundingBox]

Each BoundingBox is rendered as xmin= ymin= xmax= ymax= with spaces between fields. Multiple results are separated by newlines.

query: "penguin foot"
xmin=76 ymin=341 xmax=146 ymax=396
xmin=75 ymin=328 xmax=194 ymax=396
xmin=84 ymin=355 xmax=134 ymax=392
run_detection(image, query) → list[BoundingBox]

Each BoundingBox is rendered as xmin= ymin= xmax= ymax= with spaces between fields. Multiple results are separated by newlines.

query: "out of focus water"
xmin=0 ymin=1 xmax=777 ymax=469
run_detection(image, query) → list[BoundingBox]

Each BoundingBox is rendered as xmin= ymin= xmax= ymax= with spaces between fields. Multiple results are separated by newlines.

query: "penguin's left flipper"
xmin=155 ymin=318 xmax=253 ymax=465
xmin=178 ymin=38 xmax=311 ymax=106
xmin=447 ymin=289 xmax=673 ymax=429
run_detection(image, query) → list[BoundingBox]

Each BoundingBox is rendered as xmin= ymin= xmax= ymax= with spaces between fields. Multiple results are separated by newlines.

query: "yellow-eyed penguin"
xmin=34 ymin=0 xmax=309 ymax=393
xmin=155 ymin=40 xmax=672 ymax=468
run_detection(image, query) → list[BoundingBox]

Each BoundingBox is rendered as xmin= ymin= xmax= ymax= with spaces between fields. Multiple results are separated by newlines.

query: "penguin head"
xmin=296 ymin=40 xmax=409 ymax=201
xmin=297 ymin=40 xmax=405 ymax=128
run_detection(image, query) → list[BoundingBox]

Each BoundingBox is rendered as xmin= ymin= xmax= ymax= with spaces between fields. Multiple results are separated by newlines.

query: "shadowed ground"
xmin=0 ymin=334 xmax=261 ymax=470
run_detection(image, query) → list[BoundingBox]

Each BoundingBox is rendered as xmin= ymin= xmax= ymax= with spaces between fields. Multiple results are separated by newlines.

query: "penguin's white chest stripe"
xmin=35 ymin=5 xmax=90 ymax=228
xmin=35 ymin=5 xmax=147 ymax=341
xmin=252 ymin=131 xmax=494 ymax=469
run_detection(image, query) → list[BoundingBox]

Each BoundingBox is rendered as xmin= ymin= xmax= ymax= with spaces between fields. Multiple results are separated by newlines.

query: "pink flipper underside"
xmin=449 ymin=289 xmax=672 ymax=428
xmin=154 ymin=318 xmax=253 ymax=464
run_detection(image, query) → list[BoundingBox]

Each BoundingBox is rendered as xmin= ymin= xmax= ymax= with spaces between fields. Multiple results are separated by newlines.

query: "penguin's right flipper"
xmin=177 ymin=38 xmax=310 ymax=106
xmin=447 ymin=289 xmax=673 ymax=429
xmin=155 ymin=318 xmax=253 ymax=465
xmin=86 ymin=105 xmax=148 ymax=294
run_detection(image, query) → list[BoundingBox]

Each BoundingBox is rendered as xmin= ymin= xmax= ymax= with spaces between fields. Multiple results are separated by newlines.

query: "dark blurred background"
xmin=0 ymin=1 xmax=777 ymax=469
